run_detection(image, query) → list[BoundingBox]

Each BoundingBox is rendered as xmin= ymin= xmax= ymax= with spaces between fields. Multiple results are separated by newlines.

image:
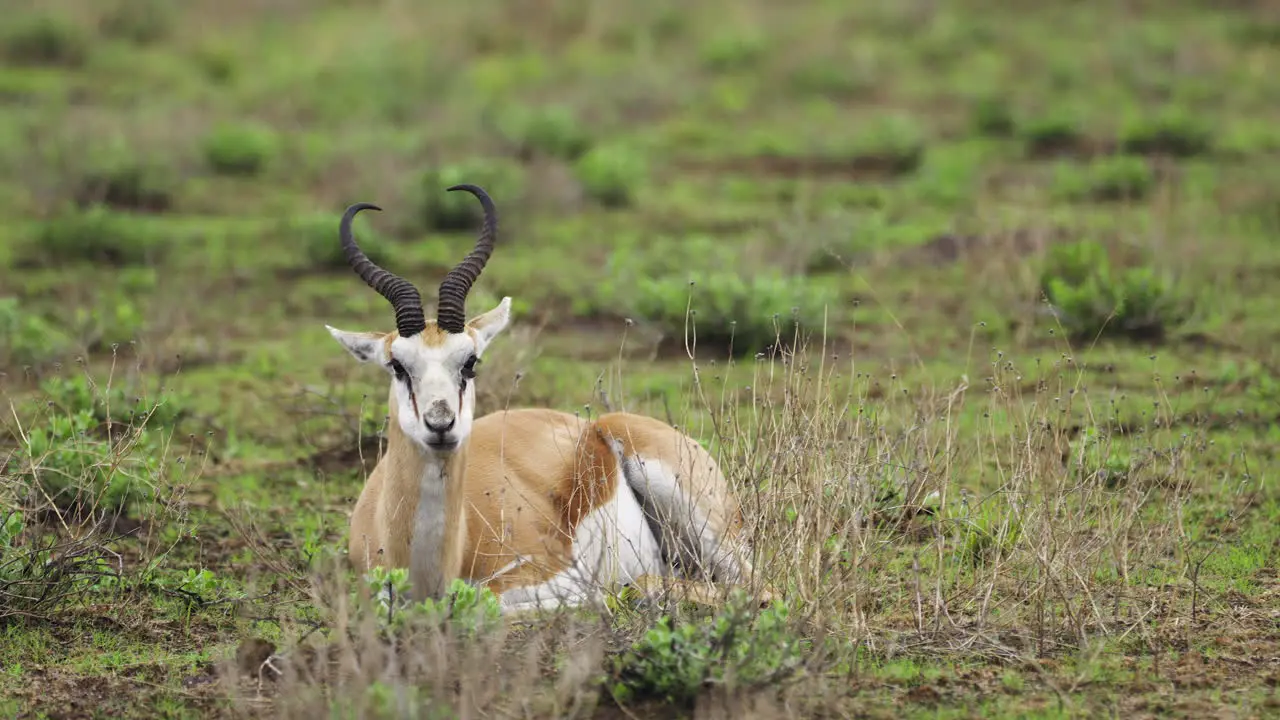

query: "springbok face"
xmin=327 ymin=302 xmax=511 ymax=452
xmin=325 ymin=185 xmax=511 ymax=453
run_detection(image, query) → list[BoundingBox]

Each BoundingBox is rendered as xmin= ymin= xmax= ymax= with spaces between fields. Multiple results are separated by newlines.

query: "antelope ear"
xmin=326 ymin=326 xmax=390 ymax=365
xmin=467 ymin=297 xmax=512 ymax=356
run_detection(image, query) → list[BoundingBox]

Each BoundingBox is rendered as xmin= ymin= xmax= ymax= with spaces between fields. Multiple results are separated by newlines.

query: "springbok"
xmin=326 ymin=184 xmax=764 ymax=613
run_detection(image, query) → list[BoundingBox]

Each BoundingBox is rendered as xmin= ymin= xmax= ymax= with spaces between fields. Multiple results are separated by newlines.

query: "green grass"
xmin=2 ymin=0 xmax=1279 ymax=718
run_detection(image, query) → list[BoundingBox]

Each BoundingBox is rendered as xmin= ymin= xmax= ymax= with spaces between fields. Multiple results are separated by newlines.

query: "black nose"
xmin=424 ymin=416 xmax=455 ymax=434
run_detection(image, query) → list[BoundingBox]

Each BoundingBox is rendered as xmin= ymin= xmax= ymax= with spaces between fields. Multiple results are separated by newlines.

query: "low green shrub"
xmin=631 ymin=272 xmax=838 ymax=357
xmin=363 ymin=569 xmax=502 ymax=638
xmin=848 ymin=115 xmax=926 ymax=176
xmin=97 ymin=0 xmax=173 ymax=45
xmin=72 ymin=157 xmax=174 ymax=212
xmin=956 ymin=501 xmax=1023 ymax=568
xmin=287 ymin=213 xmax=396 ymax=270
xmin=497 ymin=104 xmax=592 ymax=161
xmin=970 ymin=95 xmax=1016 ymax=138
xmin=1 ymin=14 xmax=90 ymax=67
xmin=0 ymin=297 xmax=72 ymax=368
xmin=1054 ymin=156 xmax=1155 ymax=202
xmin=1118 ymin=107 xmax=1212 ymax=158
xmin=609 ymin=593 xmax=806 ymax=705
xmin=1 ymin=375 xmax=201 ymax=622
xmin=573 ymin=143 xmax=648 ymax=208
xmin=201 ymin=123 xmax=279 ymax=177
xmin=1038 ymin=239 xmax=1192 ymax=342
xmin=699 ymin=31 xmax=769 ymax=72
xmin=787 ymin=59 xmax=875 ymax=100
xmin=6 ymin=375 xmax=188 ymax=519
xmin=588 ymin=236 xmax=839 ymax=357
xmin=0 ymin=498 xmax=129 ymax=621
xmin=72 ymin=293 xmax=146 ymax=352
xmin=415 ymin=159 xmax=526 ymax=232
xmin=24 ymin=205 xmax=162 ymax=267
xmin=191 ymin=42 xmax=237 ymax=84
xmin=1020 ymin=113 xmax=1085 ymax=157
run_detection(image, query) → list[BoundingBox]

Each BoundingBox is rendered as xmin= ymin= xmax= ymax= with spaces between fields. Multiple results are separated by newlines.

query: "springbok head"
xmin=325 ymin=184 xmax=511 ymax=453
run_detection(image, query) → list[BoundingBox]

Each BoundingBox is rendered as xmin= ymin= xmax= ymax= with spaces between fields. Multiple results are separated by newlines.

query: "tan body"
xmin=348 ymin=395 xmax=757 ymax=609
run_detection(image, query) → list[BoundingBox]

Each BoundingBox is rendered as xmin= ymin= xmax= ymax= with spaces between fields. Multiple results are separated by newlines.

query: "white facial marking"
xmin=325 ymin=297 xmax=514 ymax=455
xmin=386 ymin=332 xmax=480 ymax=452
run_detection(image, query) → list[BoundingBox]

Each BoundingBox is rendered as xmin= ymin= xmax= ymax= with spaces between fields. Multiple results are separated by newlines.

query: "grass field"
xmin=2 ymin=0 xmax=1280 ymax=717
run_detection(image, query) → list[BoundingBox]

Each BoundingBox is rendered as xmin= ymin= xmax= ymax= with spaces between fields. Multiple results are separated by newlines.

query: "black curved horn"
xmin=436 ymin=184 xmax=498 ymax=334
xmin=339 ymin=202 xmax=426 ymax=338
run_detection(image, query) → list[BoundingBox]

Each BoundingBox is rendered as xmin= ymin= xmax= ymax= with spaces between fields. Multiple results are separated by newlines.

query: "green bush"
xmin=1054 ymin=156 xmax=1155 ymax=202
xmin=699 ymin=31 xmax=769 ymax=72
xmin=497 ymin=104 xmax=592 ymax=161
xmin=16 ymin=411 xmax=155 ymax=515
xmin=787 ymin=59 xmax=875 ymax=100
xmin=191 ymin=42 xmax=237 ymax=84
xmin=201 ymin=123 xmax=279 ymax=177
xmin=2 ymin=375 xmax=199 ymax=622
xmin=415 ymin=159 xmax=525 ymax=232
xmin=573 ymin=144 xmax=648 ymax=208
xmin=97 ymin=0 xmax=173 ymax=45
xmin=41 ymin=374 xmax=186 ymax=430
xmin=585 ymin=235 xmax=839 ymax=356
xmin=72 ymin=294 xmax=146 ymax=352
xmin=804 ymin=213 xmax=955 ymax=274
xmin=72 ymin=157 xmax=174 ymax=212
xmin=632 ymin=272 xmax=839 ymax=357
xmin=0 ymin=512 xmax=21 ymax=552
xmin=0 ymin=503 xmax=104 ymax=621
xmin=610 ymin=594 xmax=806 ymax=705
xmin=958 ymin=503 xmax=1023 ymax=568
xmin=0 ymin=294 xmax=143 ymax=367
xmin=849 ymin=115 xmax=926 ymax=175
xmin=1 ymin=14 xmax=90 ymax=67
xmin=1118 ymin=108 xmax=1213 ymax=158
xmin=24 ymin=205 xmax=161 ymax=267
xmin=287 ymin=213 xmax=395 ymax=270
xmin=1020 ymin=114 xmax=1085 ymax=157
xmin=1232 ymin=19 xmax=1280 ymax=47
xmin=970 ymin=96 xmax=1016 ymax=138
xmin=1038 ymin=239 xmax=1192 ymax=342
xmin=0 ymin=297 xmax=72 ymax=368
xmin=363 ymin=570 xmax=502 ymax=638
xmin=6 ymin=375 xmax=187 ymax=517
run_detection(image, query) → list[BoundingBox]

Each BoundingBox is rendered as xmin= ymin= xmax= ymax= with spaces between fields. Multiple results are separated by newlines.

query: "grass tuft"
xmin=573 ymin=143 xmax=649 ymax=208
xmin=497 ymin=103 xmax=593 ymax=162
xmin=1020 ymin=112 xmax=1088 ymax=158
xmin=415 ymin=159 xmax=527 ymax=232
xmin=699 ymin=30 xmax=769 ymax=73
xmin=201 ymin=122 xmax=279 ymax=177
xmin=1 ymin=14 xmax=90 ymax=68
xmin=630 ymin=272 xmax=838 ymax=357
xmin=1118 ymin=107 xmax=1213 ymax=158
xmin=97 ymin=0 xmax=173 ymax=46
xmin=0 ymin=298 xmax=73 ymax=369
xmin=970 ymin=95 xmax=1017 ymax=138
xmin=71 ymin=157 xmax=174 ymax=213
xmin=1038 ymin=239 xmax=1194 ymax=342
xmin=288 ymin=213 xmax=396 ymax=271
xmin=22 ymin=205 xmax=163 ymax=268
xmin=1054 ymin=156 xmax=1156 ymax=203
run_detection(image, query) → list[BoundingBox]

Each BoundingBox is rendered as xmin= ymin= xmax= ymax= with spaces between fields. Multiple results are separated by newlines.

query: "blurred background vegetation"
xmin=1 ymin=0 xmax=1279 ymax=717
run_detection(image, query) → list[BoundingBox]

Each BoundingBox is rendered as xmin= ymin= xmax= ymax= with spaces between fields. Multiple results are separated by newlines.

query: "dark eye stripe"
xmin=389 ymin=359 xmax=409 ymax=382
